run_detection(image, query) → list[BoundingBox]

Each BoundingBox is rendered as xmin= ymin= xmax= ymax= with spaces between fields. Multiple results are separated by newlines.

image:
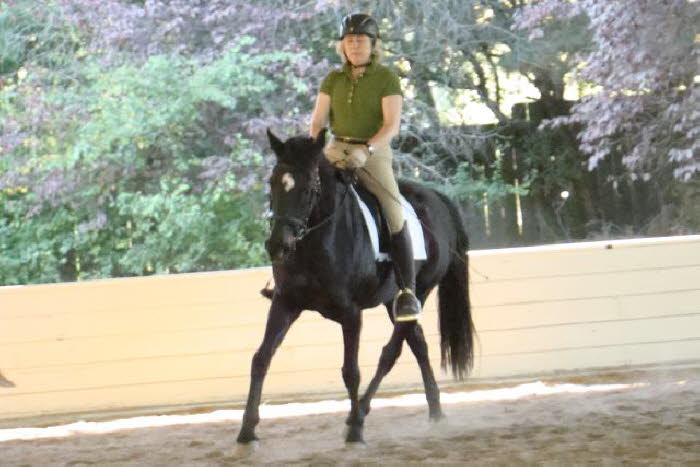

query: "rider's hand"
xmin=345 ymin=146 xmax=368 ymax=169
xmin=324 ymin=141 xmax=346 ymax=167
xmin=323 ymin=140 xmax=368 ymax=170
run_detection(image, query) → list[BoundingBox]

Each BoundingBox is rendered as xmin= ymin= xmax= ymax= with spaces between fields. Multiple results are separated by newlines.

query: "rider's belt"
xmin=333 ymin=136 xmax=368 ymax=145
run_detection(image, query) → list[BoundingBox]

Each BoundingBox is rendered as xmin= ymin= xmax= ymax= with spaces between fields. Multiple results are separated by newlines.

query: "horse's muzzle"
xmin=266 ymin=227 xmax=297 ymax=263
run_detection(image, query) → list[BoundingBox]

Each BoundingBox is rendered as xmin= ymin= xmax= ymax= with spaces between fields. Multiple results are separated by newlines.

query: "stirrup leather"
xmin=392 ymin=288 xmax=422 ymax=322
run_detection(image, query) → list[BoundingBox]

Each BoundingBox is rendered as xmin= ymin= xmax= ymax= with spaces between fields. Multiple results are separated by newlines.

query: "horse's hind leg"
xmin=359 ymin=321 xmax=443 ymax=421
xmin=237 ymin=299 xmax=300 ymax=444
xmin=405 ymin=323 xmax=443 ymax=420
xmin=359 ymin=321 xmax=408 ymax=416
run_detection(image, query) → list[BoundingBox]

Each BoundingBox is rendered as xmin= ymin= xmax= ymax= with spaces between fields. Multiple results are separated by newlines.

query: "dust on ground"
xmin=3 ymin=366 xmax=699 ymax=466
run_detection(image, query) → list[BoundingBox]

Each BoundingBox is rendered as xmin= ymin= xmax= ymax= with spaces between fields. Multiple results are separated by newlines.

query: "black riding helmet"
xmin=338 ymin=14 xmax=380 ymax=42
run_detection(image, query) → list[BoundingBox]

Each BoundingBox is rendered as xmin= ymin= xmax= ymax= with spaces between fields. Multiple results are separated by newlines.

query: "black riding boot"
xmin=390 ymin=222 xmax=422 ymax=322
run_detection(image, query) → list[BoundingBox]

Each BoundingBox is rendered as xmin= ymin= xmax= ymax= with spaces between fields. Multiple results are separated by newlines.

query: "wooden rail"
xmin=1 ymin=235 xmax=699 ymax=424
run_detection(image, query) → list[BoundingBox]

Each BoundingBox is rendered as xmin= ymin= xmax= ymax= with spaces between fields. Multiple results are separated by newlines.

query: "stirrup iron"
xmin=392 ymin=288 xmax=422 ymax=322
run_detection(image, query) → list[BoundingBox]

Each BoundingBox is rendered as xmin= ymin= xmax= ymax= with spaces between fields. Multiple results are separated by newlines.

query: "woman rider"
xmin=309 ymin=13 xmax=421 ymax=322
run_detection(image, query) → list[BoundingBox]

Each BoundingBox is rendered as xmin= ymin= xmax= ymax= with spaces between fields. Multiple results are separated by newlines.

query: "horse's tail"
xmin=435 ymin=192 xmax=474 ymax=380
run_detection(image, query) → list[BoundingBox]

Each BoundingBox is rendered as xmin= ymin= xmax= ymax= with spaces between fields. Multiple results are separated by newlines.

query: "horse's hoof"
xmin=344 ymin=426 xmax=365 ymax=444
xmin=236 ymin=428 xmax=259 ymax=444
xmin=429 ymin=411 xmax=446 ymax=422
xmin=234 ymin=440 xmax=260 ymax=457
xmin=344 ymin=439 xmax=367 ymax=449
xmin=345 ymin=437 xmax=365 ymax=444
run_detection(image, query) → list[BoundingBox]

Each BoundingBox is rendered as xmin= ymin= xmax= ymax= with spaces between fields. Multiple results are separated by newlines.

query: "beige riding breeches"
xmin=324 ymin=139 xmax=405 ymax=234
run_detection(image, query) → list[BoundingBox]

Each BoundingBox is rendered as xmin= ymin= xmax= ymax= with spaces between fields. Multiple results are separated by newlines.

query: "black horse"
xmin=236 ymin=129 xmax=474 ymax=445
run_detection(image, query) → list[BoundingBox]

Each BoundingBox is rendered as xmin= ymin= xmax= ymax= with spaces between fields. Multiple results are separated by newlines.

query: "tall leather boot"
xmin=390 ymin=222 xmax=422 ymax=322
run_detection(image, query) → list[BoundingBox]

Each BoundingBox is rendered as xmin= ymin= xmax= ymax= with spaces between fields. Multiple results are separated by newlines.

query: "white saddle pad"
xmin=349 ymin=186 xmax=427 ymax=262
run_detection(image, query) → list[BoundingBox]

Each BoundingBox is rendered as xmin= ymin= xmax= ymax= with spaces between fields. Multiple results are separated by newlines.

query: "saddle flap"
xmin=349 ymin=182 xmax=427 ymax=262
xmin=352 ymin=183 xmax=391 ymax=254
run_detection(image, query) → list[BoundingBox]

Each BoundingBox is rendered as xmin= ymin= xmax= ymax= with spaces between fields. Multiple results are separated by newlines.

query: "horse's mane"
xmin=275 ymin=135 xmax=324 ymax=171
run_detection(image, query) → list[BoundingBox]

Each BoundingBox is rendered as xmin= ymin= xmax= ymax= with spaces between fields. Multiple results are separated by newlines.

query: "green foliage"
xmin=1 ymin=0 xmax=695 ymax=285
xmin=112 ymin=181 xmax=268 ymax=276
xmin=517 ymin=127 xmax=582 ymax=195
xmin=0 ymin=31 xmax=303 ymax=284
xmin=0 ymin=0 xmax=84 ymax=75
xmin=0 ymin=199 xmax=66 ymax=285
xmin=0 ymin=183 xmax=269 ymax=285
xmin=442 ymin=160 xmax=530 ymax=207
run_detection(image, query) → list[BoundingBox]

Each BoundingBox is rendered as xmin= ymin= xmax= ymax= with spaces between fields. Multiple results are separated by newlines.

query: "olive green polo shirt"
xmin=319 ymin=61 xmax=403 ymax=140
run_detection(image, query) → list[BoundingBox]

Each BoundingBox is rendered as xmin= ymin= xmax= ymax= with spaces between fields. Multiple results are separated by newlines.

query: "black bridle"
xmin=269 ymin=165 xmax=351 ymax=242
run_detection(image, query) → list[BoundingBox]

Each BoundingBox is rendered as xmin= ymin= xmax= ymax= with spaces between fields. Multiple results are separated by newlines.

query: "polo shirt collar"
xmin=342 ymin=58 xmax=378 ymax=77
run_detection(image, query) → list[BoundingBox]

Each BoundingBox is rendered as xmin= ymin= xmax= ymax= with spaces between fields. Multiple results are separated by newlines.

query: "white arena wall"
xmin=1 ymin=235 xmax=699 ymax=425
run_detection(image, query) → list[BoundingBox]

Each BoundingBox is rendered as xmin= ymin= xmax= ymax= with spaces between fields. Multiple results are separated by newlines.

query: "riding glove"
xmin=323 ymin=140 xmax=369 ymax=170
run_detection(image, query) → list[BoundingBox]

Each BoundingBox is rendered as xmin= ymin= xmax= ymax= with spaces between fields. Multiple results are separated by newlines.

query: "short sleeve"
xmin=380 ymin=69 xmax=403 ymax=98
xmin=319 ymin=73 xmax=334 ymax=95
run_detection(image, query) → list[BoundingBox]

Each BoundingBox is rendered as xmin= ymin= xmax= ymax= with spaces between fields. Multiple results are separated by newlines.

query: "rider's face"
xmin=342 ymin=34 xmax=372 ymax=66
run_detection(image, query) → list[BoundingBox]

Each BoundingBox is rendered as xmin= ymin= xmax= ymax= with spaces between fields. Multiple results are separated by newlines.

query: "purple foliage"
xmin=515 ymin=0 xmax=699 ymax=181
xmin=2 ymin=0 xmax=336 ymax=218
xmin=57 ymin=0 xmax=322 ymax=62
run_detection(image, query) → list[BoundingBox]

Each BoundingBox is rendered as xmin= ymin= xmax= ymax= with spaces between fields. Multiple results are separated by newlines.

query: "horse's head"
xmin=265 ymin=128 xmax=327 ymax=263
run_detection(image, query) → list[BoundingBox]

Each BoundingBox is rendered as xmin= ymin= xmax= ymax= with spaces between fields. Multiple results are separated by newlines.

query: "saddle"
xmin=352 ymin=182 xmax=392 ymax=259
xmin=342 ymin=172 xmax=427 ymax=262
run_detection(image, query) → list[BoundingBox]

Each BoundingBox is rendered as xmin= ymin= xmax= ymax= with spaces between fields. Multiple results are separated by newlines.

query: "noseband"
xmin=270 ymin=213 xmax=315 ymax=242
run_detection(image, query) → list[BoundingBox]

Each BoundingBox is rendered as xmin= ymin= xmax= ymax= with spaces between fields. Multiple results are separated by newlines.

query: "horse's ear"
xmin=313 ymin=128 xmax=327 ymax=151
xmin=267 ymin=128 xmax=285 ymax=157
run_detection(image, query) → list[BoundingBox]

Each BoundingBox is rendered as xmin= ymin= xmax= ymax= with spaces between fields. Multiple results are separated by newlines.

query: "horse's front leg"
xmin=341 ymin=311 xmax=365 ymax=443
xmin=237 ymin=298 xmax=300 ymax=444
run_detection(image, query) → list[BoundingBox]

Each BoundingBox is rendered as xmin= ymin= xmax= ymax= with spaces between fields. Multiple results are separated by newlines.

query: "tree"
xmin=2 ymin=0 xmax=696 ymax=285
xmin=0 ymin=0 xmax=309 ymax=284
xmin=515 ymin=0 xmax=699 ymax=182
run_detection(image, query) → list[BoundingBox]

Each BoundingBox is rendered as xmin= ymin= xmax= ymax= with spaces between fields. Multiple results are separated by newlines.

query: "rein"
xmin=298 ymin=183 xmax=350 ymax=239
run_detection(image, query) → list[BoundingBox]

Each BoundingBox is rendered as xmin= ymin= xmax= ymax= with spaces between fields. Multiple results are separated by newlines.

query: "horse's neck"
xmin=312 ymin=168 xmax=346 ymax=230
xmin=291 ymin=170 xmax=365 ymax=277
xmin=302 ymin=168 xmax=351 ymax=250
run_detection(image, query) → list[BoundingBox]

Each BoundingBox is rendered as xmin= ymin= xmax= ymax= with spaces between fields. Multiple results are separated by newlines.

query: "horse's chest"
xmin=277 ymin=265 xmax=336 ymax=301
xmin=277 ymin=261 xmax=378 ymax=313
